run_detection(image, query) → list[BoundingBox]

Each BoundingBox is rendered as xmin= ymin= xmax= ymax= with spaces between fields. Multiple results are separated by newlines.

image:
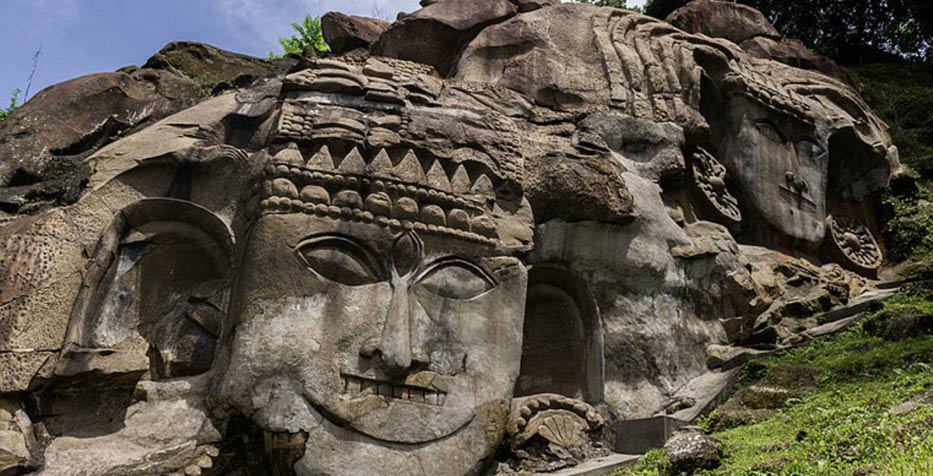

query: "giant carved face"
xmin=717 ymin=94 xmax=829 ymax=246
xmin=219 ymin=137 xmax=531 ymax=474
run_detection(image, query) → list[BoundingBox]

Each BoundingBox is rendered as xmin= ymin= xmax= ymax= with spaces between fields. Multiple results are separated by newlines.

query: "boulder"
xmin=663 ymin=428 xmax=721 ymax=475
xmin=0 ymin=400 xmax=41 ymax=475
xmin=864 ymin=305 xmax=933 ymax=341
xmin=665 ymin=1 xmax=850 ymax=83
xmin=665 ymin=0 xmax=779 ymax=45
xmin=141 ymin=41 xmax=282 ymax=92
xmin=0 ymin=42 xmax=282 ymax=213
xmin=523 ymin=154 xmax=635 ymax=224
xmin=372 ymin=0 xmax=518 ymax=76
xmin=882 ymin=312 xmax=933 ymax=341
xmin=740 ymin=37 xmax=851 ymax=84
xmin=322 ymin=12 xmax=391 ymax=54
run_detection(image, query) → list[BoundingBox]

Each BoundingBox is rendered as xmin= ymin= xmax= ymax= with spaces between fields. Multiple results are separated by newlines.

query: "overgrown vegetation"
xmin=851 ymin=63 xmax=933 ymax=175
xmin=643 ymin=0 xmax=932 ymax=64
xmin=267 ymin=14 xmax=330 ymax=59
xmin=615 ymin=291 xmax=933 ymax=476
xmin=849 ymin=62 xmax=933 ymax=276
xmin=0 ymin=89 xmax=22 ymax=122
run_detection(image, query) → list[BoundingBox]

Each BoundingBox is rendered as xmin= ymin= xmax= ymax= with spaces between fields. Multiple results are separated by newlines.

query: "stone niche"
xmin=516 ymin=265 xmax=604 ymax=403
xmin=31 ymin=198 xmax=234 ymax=436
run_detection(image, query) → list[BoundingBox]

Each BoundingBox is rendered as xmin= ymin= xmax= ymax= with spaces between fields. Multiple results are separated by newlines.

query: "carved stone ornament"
xmin=826 ymin=214 xmax=883 ymax=274
xmin=507 ymin=393 xmax=604 ymax=449
xmin=690 ymin=147 xmax=742 ymax=226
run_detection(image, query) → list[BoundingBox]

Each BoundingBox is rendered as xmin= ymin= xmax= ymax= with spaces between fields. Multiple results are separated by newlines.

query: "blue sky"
xmin=0 ymin=0 xmax=645 ymax=107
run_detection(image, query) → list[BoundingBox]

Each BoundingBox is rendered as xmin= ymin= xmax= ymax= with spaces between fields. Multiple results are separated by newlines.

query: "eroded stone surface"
xmin=0 ymin=0 xmax=902 ymax=474
xmin=322 ymin=12 xmax=391 ymax=54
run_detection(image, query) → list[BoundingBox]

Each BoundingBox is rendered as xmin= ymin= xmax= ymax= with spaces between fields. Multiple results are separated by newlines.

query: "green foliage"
xmin=847 ymin=62 xmax=933 ymax=274
xmin=881 ymin=183 xmax=933 ymax=268
xmin=850 ymin=63 xmax=933 ymax=175
xmin=615 ymin=292 xmax=933 ymax=476
xmin=0 ymin=88 xmax=21 ymax=122
xmin=643 ymin=0 xmax=932 ymax=64
xmin=268 ymin=15 xmax=330 ymax=59
xmin=617 ymin=449 xmax=670 ymax=475
xmin=573 ymin=0 xmax=644 ymax=13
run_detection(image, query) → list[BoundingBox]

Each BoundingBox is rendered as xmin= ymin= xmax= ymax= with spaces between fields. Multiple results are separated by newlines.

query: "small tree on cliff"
xmin=268 ymin=15 xmax=330 ymax=58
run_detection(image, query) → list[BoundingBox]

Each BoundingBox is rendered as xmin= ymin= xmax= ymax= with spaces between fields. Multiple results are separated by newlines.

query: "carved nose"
xmin=374 ymin=283 xmax=413 ymax=376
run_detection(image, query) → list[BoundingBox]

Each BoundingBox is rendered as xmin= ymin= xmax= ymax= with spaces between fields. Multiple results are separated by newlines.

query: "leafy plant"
xmin=268 ymin=15 xmax=330 ymax=59
xmin=0 ymin=89 xmax=22 ymax=122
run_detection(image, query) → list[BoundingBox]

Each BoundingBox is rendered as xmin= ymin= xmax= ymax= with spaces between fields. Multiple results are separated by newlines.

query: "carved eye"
xmin=296 ymin=236 xmax=386 ymax=286
xmin=754 ymin=120 xmax=786 ymax=144
xmin=795 ymin=138 xmax=825 ymax=163
xmin=416 ymin=259 xmax=496 ymax=300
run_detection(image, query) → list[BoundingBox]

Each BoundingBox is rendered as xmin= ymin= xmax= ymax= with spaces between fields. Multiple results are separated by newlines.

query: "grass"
xmin=614 ymin=293 xmax=933 ymax=476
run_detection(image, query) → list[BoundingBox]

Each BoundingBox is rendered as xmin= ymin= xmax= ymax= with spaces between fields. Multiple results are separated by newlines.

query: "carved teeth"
xmin=341 ymin=374 xmax=446 ymax=406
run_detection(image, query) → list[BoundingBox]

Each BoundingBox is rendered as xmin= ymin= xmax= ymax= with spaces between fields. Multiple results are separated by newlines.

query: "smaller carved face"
xmin=220 ymin=213 xmax=527 ymax=445
xmin=719 ymin=96 xmax=829 ymax=245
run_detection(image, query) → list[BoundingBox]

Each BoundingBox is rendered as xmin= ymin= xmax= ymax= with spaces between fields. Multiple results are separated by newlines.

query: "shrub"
xmin=0 ymin=89 xmax=21 ymax=122
xmin=268 ymin=15 xmax=330 ymax=59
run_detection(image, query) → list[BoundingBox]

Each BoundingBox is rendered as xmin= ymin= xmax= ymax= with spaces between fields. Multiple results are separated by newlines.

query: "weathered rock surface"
xmin=663 ymin=428 xmax=721 ymax=474
xmin=372 ymin=0 xmax=518 ymax=76
xmin=0 ymin=1 xmax=903 ymax=474
xmin=523 ymin=154 xmax=635 ymax=224
xmin=666 ymin=1 xmax=850 ymax=83
xmin=666 ymin=0 xmax=779 ymax=44
xmin=322 ymin=12 xmax=391 ymax=54
xmin=0 ymin=400 xmax=40 ymax=475
xmin=511 ymin=0 xmax=561 ymax=13
xmin=0 ymin=42 xmax=282 ymax=215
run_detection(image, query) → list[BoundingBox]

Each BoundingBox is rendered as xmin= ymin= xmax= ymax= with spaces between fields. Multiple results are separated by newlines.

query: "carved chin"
xmin=309 ymin=370 xmax=478 ymax=444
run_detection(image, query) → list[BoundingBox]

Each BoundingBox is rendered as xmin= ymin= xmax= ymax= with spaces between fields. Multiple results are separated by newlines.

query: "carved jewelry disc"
xmin=826 ymin=214 xmax=883 ymax=273
xmin=690 ymin=148 xmax=742 ymax=227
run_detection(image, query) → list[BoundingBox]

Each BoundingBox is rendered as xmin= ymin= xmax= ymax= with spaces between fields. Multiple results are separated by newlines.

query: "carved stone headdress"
xmin=260 ymin=56 xmax=533 ymax=251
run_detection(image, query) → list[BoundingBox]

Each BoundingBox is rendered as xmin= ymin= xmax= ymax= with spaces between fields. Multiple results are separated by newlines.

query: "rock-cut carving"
xmin=825 ymin=214 xmax=883 ymax=274
xmin=219 ymin=55 xmax=535 ymax=476
xmin=500 ymin=393 xmax=607 ymax=473
xmin=690 ymin=147 xmax=742 ymax=227
xmin=507 ymin=393 xmax=604 ymax=448
xmin=0 ymin=1 xmax=905 ymax=475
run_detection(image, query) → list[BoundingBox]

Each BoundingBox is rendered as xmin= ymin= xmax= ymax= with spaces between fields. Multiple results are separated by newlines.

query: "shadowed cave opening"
xmin=515 ymin=265 xmax=604 ymax=403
